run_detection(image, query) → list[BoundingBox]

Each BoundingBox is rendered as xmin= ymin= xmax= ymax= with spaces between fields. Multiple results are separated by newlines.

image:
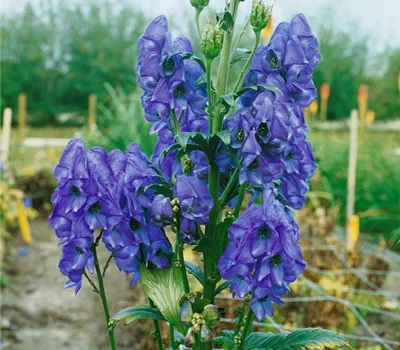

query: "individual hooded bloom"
xmin=250 ymin=287 xmax=284 ymax=321
xmin=54 ymin=138 xmax=89 ymax=186
xmin=146 ymin=223 xmax=173 ymax=268
xmin=150 ymin=194 xmax=173 ymax=227
xmin=279 ymin=173 xmax=309 ymax=210
xmin=224 ymin=107 xmax=254 ymax=149
xmin=83 ymin=193 xmax=122 ymax=231
xmin=58 ymin=236 xmax=94 ymax=294
xmin=180 ymin=218 xmax=197 ymax=244
xmin=174 ymin=175 xmax=213 ymax=225
xmin=102 ymin=220 xmax=142 ymax=285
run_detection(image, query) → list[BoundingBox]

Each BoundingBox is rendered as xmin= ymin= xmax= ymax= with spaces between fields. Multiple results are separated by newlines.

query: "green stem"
xmin=206 ymin=58 xmax=214 ymax=134
xmin=102 ymin=253 xmax=113 ymax=277
xmin=233 ymin=29 xmax=261 ymax=93
xmin=234 ymin=183 xmax=246 ymax=217
xmin=149 ymin=298 xmax=163 ymax=350
xmin=176 ymin=215 xmax=190 ymax=293
xmin=233 ymin=300 xmax=248 ymax=336
xmin=195 ymin=8 xmax=203 ymax=38
xmin=92 ymin=245 xmax=117 ymax=350
xmin=219 ymin=166 xmax=240 ymax=208
xmin=239 ymin=308 xmax=254 ymax=348
xmin=83 ymin=270 xmax=100 ymax=294
xmin=231 ymin=18 xmax=250 ymax=56
xmin=169 ymin=323 xmax=175 ymax=349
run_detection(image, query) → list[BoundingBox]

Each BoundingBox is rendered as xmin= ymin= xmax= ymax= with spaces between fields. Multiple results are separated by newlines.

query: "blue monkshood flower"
xmin=83 ymin=193 xmax=122 ymax=231
xmin=174 ymin=175 xmax=213 ymax=225
xmin=180 ymin=218 xmax=197 ymax=244
xmin=250 ymin=287 xmax=284 ymax=320
xmin=279 ymin=173 xmax=310 ymax=210
xmin=58 ymin=236 xmax=94 ymax=294
xmin=102 ymin=220 xmax=142 ymax=285
xmin=218 ymin=187 xmax=306 ymax=318
xmin=151 ymin=194 xmax=173 ymax=227
xmin=241 ymin=14 xmax=320 ymax=108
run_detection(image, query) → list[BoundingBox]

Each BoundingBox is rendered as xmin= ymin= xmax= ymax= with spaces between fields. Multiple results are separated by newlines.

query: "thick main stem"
xmin=206 ymin=58 xmax=214 ymax=134
xmin=233 ymin=300 xmax=248 ymax=336
xmin=93 ymin=246 xmax=117 ymax=350
xmin=149 ymin=298 xmax=163 ymax=350
xmin=239 ymin=308 xmax=254 ymax=348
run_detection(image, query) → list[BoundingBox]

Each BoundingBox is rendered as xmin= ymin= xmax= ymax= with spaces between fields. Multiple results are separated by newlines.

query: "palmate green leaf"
xmin=215 ymin=280 xmax=231 ymax=296
xmin=185 ymin=261 xmax=204 ymax=285
xmin=193 ymin=236 xmax=218 ymax=261
xmin=143 ymin=183 xmax=173 ymax=198
xmin=216 ymin=11 xmax=234 ymax=32
xmin=214 ymin=330 xmax=235 ymax=350
xmin=243 ymin=328 xmax=351 ymax=350
xmin=236 ymin=83 xmax=283 ymax=98
xmin=110 ymin=306 xmax=166 ymax=327
xmin=140 ymin=265 xmax=185 ymax=331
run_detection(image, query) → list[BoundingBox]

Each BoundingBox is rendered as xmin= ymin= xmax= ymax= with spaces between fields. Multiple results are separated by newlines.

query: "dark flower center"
xmin=257 ymin=122 xmax=269 ymax=137
xmin=260 ymin=296 xmax=269 ymax=302
xmin=259 ymin=226 xmax=272 ymax=239
xmin=236 ymin=273 xmax=244 ymax=281
xmin=75 ymin=247 xmax=84 ymax=254
xmin=270 ymin=254 xmax=283 ymax=267
xmin=89 ymin=201 xmax=100 ymax=214
xmin=174 ymin=83 xmax=186 ymax=98
xmin=163 ymin=56 xmax=175 ymax=72
xmin=248 ymin=158 xmax=259 ymax=171
xmin=236 ymin=128 xmax=245 ymax=142
xmin=269 ymin=56 xmax=279 ymax=69
xmin=70 ymin=185 xmax=80 ymax=196
xmin=129 ymin=218 xmax=140 ymax=231
xmin=287 ymin=152 xmax=294 ymax=160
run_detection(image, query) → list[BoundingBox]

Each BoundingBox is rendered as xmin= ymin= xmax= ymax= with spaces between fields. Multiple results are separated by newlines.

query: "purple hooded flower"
xmin=174 ymin=175 xmax=213 ymax=225
xmin=151 ymin=194 xmax=173 ymax=227
xmin=58 ymin=236 xmax=94 ymax=294
xmin=180 ymin=218 xmax=197 ymax=244
xmin=250 ymin=287 xmax=284 ymax=320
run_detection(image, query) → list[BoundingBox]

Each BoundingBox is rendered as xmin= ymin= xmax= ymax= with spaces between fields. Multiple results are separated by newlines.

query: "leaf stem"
xmin=206 ymin=58 xmax=214 ymax=134
xmin=233 ymin=300 xmax=248 ymax=337
xmin=233 ymin=29 xmax=261 ymax=93
xmin=219 ymin=166 xmax=240 ymax=208
xmin=149 ymin=298 xmax=163 ymax=350
xmin=92 ymin=244 xmax=117 ymax=350
xmin=239 ymin=307 xmax=254 ymax=348
xmin=169 ymin=323 xmax=175 ymax=349
xmin=102 ymin=253 xmax=113 ymax=277
xmin=234 ymin=183 xmax=246 ymax=217
xmin=195 ymin=8 xmax=203 ymax=38
xmin=83 ymin=270 xmax=100 ymax=294
xmin=176 ymin=215 xmax=190 ymax=293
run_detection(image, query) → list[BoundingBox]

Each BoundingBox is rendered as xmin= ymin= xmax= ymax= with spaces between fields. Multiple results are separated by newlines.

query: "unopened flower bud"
xmin=201 ymin=23 xmax=223 ymax=59
xmin=250 ymin=0 xmax=272 ymax=31
xmin=233 ymin=335 xmax=242 ymax=344
xmin=200 ymin=325 xmax=212 ymax=342
xmin=190 ymin=0 xmax=209 ymax=9
xmin=202 ymin=304 xmax=220 ymax=328
xmin=192 ymin=323 xmax=201 ymax=333
xmin=184 ymin=327 xmax=195 ymax=347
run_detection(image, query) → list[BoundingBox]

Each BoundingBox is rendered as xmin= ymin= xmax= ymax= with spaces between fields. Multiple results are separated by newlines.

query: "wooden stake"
xmin=346 ymin=110 xmax=359 ymax=254
xmin=1 ymin=108 xmax=12 ymax=166
xmin=88 ymin=93 xmax=97 ymax=135
xmin=319 ymin=83 xmax=330 ymax=120
xmin=18 ymin=92 xmax=27 ymax=141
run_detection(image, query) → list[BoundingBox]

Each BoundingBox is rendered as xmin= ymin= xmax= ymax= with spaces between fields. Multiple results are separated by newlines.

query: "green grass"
xmin=308 ymin=129 xmax=400 ymax=244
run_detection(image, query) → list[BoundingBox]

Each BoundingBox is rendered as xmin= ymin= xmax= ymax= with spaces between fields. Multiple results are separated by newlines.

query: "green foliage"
xmin=109 ymin=306 xmax=166 ymax=327
xmin=83 ymin=83 xmax=156 ymax=156
xmin=1 ymin=0 xmax=147 ymax=125
xmin=242 ymin=329 xmax=351 ymax=350
xmin=310 ymin=130 xmax=400 ymax=245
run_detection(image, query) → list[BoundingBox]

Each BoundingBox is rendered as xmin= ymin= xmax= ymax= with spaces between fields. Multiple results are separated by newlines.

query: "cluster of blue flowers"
xmin=137 ymin=15 xmax=209 ymax=181
xmin=218 ymin=13 xmax=319 ymax=320
xmin=50 ymin=11 xmax=319 ymax=323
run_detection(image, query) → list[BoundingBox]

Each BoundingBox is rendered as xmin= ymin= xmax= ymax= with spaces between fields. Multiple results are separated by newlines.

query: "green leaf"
xmin=193 ymin=236 xmax=218 ymax=261
xmin=219 ymin=93 xmax=236 ymax=108
xmin=236 ymin=84 xmax=283 ymax=98
xmin=143 ymin=183 xmax=173 ymax=199
xmin=185 ymin=261 xmax=204 ymax=285
xmin=214 ymin=330 xmax=235 ymax=350
xmin=230 ymin=48 xmax=252 ymax=67
xmin=110 ymin=306 xmax=166 ymax=327
xmin=140 ymin=265 xmax=186 ymax=331
xmin=243 ymin=329 xmax=351 ymax=350
xmin=196 ymin=73 xmax=207 ymax=86
xmin=215 ymin=280 xmax=231 ymax=296
xmin=215 ymin=130 xmax=231 ymax=147
xmin=216 ymin=11 xmax=234 ymax=32
xmin=177 ymin=132 xmax=195 ymax=149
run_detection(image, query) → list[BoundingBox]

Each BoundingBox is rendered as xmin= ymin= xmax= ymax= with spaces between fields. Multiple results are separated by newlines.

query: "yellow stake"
xmin=347 ymin=215 xmax=359 ymax=253
xmin=18 ymin=93 xmax=27 ymax=141
xmin=16 ymin=197 xmax=33 ymax=244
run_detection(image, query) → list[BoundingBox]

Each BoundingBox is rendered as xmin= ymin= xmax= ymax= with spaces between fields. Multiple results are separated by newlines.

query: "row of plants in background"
xmin=310 ymin=131 xmax=400 ymax=247
xmin=48 ymin=0 xmax=351 ymax=349
xmin=2 ymin=0 xmax=399 ymax=125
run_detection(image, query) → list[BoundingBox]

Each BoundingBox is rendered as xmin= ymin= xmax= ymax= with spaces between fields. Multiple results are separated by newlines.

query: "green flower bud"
xmin=250 ymin=0 xmax=272 ymax=31
xmin=202 ymin=304 xmax=220 ymax=328
xmin=190 ymin=0 xmax=209 ymax=9
xmin=201 ymin=23 xmax=223 ymax=59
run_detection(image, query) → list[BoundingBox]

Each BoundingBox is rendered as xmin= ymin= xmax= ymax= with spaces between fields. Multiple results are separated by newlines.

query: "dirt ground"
xmin=1 ymin=220 xmax=157 ymax=350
